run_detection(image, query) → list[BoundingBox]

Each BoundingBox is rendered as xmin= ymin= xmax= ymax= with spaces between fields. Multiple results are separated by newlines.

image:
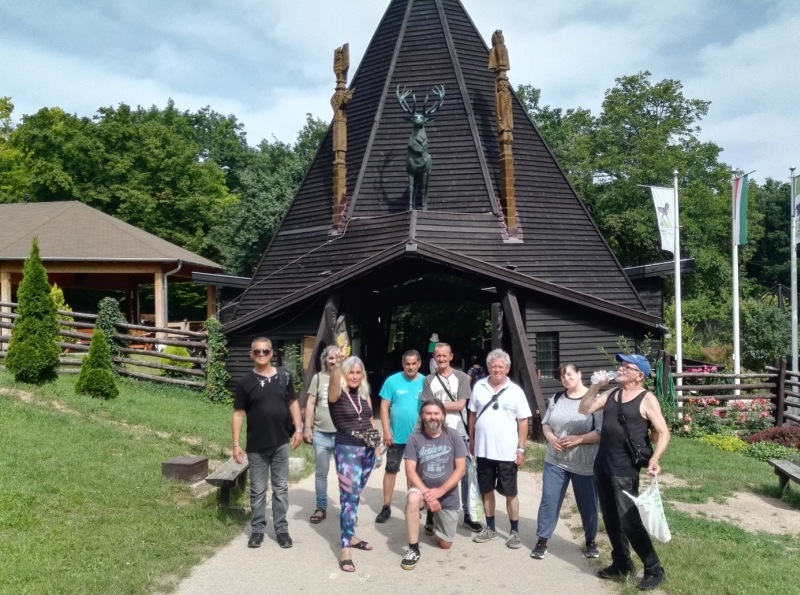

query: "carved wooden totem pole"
xmin=331 ymin=43 xmax=354 ymax=223
xmin=489 ymin=30 xmax=517 ymax=231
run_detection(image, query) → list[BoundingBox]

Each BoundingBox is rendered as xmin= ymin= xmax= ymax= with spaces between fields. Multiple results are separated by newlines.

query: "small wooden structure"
xmin=206 ymin=455 xmax=249 ymax=508
xmin=767 ymin=459 xmax=800 ymax=497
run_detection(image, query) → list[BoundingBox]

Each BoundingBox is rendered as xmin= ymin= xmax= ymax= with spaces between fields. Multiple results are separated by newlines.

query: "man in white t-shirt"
xmin=421 ymin=342 xmax=482 ymax=532
xmin=468 ymin=348 xmax=531 ymax=550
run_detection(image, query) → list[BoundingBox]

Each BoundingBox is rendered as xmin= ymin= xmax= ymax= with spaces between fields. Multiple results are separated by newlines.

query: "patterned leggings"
xmin=334 ymin=442 xmax=376 ymax=548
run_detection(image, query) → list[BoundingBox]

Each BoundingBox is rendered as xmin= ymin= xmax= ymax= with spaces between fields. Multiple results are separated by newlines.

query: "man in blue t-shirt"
xmin=376 ymin=350 xmax=424 ymax=523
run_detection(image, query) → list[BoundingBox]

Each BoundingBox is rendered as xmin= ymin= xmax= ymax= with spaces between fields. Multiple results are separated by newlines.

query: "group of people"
xmin=231 ymin=336 xmax=670 ymax=591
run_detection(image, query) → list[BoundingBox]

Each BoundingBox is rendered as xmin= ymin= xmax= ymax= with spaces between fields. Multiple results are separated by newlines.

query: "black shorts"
xmin=385 ymin=444 xmax=405 ymax=473
xmin=476 ymin=457 xmax=518 ymax=497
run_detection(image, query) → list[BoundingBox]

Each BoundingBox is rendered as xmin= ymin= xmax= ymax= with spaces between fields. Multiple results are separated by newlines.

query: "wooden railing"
xmin=0 ymin=301 xmax=207 ymax=389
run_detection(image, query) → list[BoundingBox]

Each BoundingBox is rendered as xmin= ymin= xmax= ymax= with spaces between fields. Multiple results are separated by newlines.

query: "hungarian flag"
xmin=794 ymin=175 xmax=800 ymax=245
xmin=732 ymin=174 xmax=748 ymax=245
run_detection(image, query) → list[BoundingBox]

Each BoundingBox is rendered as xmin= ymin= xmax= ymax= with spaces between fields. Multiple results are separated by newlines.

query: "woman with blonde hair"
xmin=328 ymin=353 xmax=379 ymax=572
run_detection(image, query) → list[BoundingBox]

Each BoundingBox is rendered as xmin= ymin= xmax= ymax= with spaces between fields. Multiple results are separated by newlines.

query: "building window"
xmin=536 ymin=332 xmax=559 ymax=380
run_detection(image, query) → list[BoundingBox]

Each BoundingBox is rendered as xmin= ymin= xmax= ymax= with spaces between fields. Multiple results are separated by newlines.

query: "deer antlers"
xmin=396 ymin=85 xmax=445 ymax=122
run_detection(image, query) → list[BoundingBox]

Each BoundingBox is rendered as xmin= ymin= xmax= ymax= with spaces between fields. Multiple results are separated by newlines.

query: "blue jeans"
xmin=248 ymin=443 xmax=289 ymax=535
xmin=536 ymin=461 xmax=598 ymax=541
xmin=460 ymin=437 xmax=474 ymax=516
xmin=313 ymin=429 xmax=335 ymax=510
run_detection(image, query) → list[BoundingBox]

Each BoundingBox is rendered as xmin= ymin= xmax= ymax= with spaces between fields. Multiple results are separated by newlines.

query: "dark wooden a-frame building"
xmin=225 ymin=0 xmax=662 ymax=415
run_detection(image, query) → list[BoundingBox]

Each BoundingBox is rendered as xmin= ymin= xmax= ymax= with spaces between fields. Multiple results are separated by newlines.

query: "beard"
xmin=424 ymin=419 xmax=443 ymax=434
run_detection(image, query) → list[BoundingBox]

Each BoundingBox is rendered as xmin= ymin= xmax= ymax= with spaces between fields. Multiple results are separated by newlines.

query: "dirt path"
xmin=172 ymin=465 xmax=617 ymax=595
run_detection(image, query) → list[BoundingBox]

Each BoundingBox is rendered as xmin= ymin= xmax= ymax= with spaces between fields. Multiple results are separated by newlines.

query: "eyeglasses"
xmin=252 ymin=349 xmax=272 ymax=356
xmin=618 ymin=364 xmax=640 ymax=372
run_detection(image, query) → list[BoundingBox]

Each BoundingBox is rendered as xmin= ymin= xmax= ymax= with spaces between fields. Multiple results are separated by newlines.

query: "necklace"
xmin=254 ymin=371 xmax=273 ymax=387
xmin=345 ymin=389 xmax=363 ymax=422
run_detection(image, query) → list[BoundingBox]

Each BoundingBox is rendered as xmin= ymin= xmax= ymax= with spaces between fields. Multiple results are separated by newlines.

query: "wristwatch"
xmin=516 ymin=447 xmax=525 ymax=453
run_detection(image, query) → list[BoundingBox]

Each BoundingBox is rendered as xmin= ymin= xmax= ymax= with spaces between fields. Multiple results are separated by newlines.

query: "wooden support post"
xmin=154 ymin=270 xmax=166 ymax=339
xmin=206 ymin=284 xmax=217 ymax=319
xmin=501 ymin=289 xmax=546 ymax=427
xmin=773 ymin=357 xmax=787 ymax=427
xmin=298 ymin=295 xmax=340 ymax=409
xmin=491 ymin=302 xmax=503 ymax=350
xmin=0 ymin=272 xmax=10 ymax=348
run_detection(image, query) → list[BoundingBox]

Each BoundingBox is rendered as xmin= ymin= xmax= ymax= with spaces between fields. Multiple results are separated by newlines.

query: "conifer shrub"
xmin=203 ymin=317 xmax=231 ymax=404
xmin=160 ymin=345 xmax=194 ymax=376
xmin=75 ymin=328 xmax=118 ymax=399
xmin=95 ymin=297 xmax=125 ymax=365
xmin=6 ymin=238 xmax=60 ymax=384
xmin=50 ymin=283 xmax=75 ymax=344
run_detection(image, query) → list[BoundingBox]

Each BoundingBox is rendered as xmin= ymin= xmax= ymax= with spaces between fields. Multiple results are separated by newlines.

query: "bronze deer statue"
xmin=396 ymin=85 xmax=445 ymax=210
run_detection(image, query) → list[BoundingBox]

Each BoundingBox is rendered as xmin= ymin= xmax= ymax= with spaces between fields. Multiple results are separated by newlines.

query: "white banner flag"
xmin=650 ymin=186 xmax=675 ymax=254
xmin=794 ymin=176 xmax=800 ymax=245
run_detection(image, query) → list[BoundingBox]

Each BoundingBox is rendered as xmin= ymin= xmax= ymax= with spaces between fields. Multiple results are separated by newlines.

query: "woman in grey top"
xmin=530 ymin=363 xmax=602 ymax=560
xmin=303 ymin=345 xmax=340 ymax=524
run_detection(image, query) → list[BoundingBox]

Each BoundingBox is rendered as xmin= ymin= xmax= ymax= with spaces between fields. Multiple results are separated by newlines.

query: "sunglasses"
xmin=252 ymin=349 xmax=272 ymax=356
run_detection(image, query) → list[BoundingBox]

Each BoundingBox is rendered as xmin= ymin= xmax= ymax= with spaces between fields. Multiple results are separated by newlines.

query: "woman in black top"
xmin=328 ymin=353 xmax=378 ymax=572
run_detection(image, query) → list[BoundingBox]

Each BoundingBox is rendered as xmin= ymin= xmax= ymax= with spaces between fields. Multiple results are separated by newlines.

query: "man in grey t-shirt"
xmin=400 ymin=399 xmax=467 ymax=570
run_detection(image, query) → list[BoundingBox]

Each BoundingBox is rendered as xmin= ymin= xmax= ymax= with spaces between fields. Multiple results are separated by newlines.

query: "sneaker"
xmin=247 ymin=532 xmax=264 ymax=548
xmin=376 ymin=506 xmax=391 ymax=523
xmin=530 ymin=538 xmax=548 ymax=559
xmin=400 ymin=547 xmax=421 ymax=570
xmin=424 ymin=511 xmax=435 ymax=536
xmin=597 ymin=563 xmax=635 ymax=580
xmin=472 ymin=528 xmax=498 ymax=543
xmin=276 ymin=533 xmax=293 ymax=548
xmin=584 ymin=540 xmax=600 ymax=558
xmin=638 ymin=567 xmax=666 ymax=591
xmin=506 ymin=530 xmax=522 ymax=549
xmin=463 ymin=514 xmax=482 ymax=532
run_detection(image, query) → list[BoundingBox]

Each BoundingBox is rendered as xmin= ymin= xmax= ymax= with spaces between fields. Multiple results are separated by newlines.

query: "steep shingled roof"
xmin=228 ymin=0 xmax=657 ymax=332
xmin=0 ymin=201 xmax=221 ymax=269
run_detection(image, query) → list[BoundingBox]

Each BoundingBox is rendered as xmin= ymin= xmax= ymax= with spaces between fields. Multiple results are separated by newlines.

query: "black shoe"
xmin=277 ymin=532 xmax=293 ymax=548
xmin=584 ymin=540 xmax=600 ymax=558
xmin=463 ymin=514 xmax=482 ymax=532
xmin=530 ymin=538 xmax=548 ymax=559
xmin=424 ymin=511 xmax=435 ymax=536
xmin=638 ymin=567 xmax=665 ymax=591
xmin=247 ymin=533 xmax=264 ymax=548
xmin=376 ymin=505 xmax=391 ymax=523
xmin=597 ymin=563 xmax=635 ymax=580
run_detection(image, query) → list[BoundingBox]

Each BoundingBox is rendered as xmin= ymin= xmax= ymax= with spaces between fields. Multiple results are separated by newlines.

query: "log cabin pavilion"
xmin=0 ymin=201 xmax=223 ymax=346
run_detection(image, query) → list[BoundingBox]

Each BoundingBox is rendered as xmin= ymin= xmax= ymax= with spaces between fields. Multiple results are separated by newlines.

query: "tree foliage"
xmin=6 ymin=238 xmax=60 ymax=384
xmin=75 ymin=328 xmax=119 ymax=399
xmin=95 ymin=297 xmax=125 ymax=365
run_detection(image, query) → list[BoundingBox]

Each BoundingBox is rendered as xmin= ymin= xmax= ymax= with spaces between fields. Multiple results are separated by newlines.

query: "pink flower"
xmin=682 ymin=425 xmax=691 ymax=434
xmin=759 ymin=412 xmax=771 ymax=419
xmin=712 ymin=409 xmax=721 ymax=417
xmin=683 ymin=414 xmax=692 ymax=423
xmin=738 ymin=413 xmax=747 ymax=424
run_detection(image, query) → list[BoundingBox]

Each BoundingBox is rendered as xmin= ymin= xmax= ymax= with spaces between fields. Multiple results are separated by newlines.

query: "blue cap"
xmin=615 ymin=353 xmax=651 ymax=377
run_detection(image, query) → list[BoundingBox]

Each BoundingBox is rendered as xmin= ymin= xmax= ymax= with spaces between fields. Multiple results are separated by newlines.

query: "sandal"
xmin=351 ymin=539 xmax=373 ymax=551
xmin=339 ymin=559 xmax=355 ymax=572
xmin=310 ymin=508 xmax=327 ymax=524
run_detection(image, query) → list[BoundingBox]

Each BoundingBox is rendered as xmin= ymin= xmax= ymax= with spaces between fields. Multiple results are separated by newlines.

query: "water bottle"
xmin=590 ymin=370 xmax=618 ymax=385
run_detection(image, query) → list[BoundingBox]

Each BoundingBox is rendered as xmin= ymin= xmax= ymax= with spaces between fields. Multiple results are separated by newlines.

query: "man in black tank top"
xmin=579 ymin=353 xmax=670 ymax=591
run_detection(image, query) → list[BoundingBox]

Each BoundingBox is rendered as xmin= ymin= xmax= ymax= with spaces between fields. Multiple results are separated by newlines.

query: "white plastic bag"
xmin=467 ymin=457 xmax=484 ymax=522
xmin=624 ymin=476 xmax=671 ymax=543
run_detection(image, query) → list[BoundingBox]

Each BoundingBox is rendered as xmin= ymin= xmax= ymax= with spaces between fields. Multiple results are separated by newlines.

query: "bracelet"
xmin=233 ymin=445 xmax=240 ymax=449
xmin=516 ymin=447 xmax=525 ymax=453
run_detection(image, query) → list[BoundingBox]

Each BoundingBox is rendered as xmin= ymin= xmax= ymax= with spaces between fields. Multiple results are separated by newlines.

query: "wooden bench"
xmin=767 ymin=458 xmax=800 ymax=497
xmin=205 ymin=455 xmax=249 ymax=507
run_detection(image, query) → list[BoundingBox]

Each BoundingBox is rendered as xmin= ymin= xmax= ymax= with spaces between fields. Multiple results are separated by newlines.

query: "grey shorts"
xmin=408 ymin=488 xmax=458 ymax=542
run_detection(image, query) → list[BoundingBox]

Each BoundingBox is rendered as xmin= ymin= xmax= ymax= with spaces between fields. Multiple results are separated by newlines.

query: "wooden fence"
xmin=658 ymin=353 xmax=799 ymax=427
xmin=0 ymin=301 xmax=207 ymax=389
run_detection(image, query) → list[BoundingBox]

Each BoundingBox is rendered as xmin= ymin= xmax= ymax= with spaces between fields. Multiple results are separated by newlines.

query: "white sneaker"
xmin=472 ymin=528 xmax=498 ymax=543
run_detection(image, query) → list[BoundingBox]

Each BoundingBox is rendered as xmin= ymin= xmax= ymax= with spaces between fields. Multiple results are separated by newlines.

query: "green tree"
xmin=75 ymin=328 xmax=119 ymax=399
xmin=739 ymin=298 xmax=791 ymax=370
xmin=747 ymin=178 xmax=792 ymax=289
xmin=0 ymin=97 xmax=26 ymax=202
xmin=5 ymin=238 xmax=61 ymax=384
xmin=50 ymin=283 xmax=75 ymax=344
xmin=95 ymin=297 xmax=125 ymax=365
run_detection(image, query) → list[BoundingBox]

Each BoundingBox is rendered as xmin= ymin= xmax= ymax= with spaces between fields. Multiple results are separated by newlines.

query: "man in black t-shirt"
xmin=232 ymin=337 xmax=303 ymax=549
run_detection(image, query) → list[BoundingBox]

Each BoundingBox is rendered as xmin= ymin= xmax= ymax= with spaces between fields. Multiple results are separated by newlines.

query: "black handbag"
xmin=351 ymin=428 xmax=382 ymax=449
xmin=614 ymin=389 xmax=653 ymax=469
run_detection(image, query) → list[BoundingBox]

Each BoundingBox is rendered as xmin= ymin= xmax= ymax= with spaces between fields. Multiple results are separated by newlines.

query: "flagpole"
xmin=732 ymin=171 xmax=741 ymax=394
xmin=791 ymin=166 xmax=798 ymax=373
xmin=673 ymin=170 xmax=682 ymax=387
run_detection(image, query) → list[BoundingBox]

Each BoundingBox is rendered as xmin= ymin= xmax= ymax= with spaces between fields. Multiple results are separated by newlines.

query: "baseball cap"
xmin=615 ymin=353 xmax=651 ymax=377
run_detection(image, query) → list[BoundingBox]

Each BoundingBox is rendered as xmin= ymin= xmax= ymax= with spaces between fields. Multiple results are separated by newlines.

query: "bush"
xmin=742 ymin=441 xmax=797 ymax=462
xmin=95 ymin=297 xmax=125 ymax=363
xmin=699 ymin=434 xmax=748 ymax=453
xmin=203 ymin=317 xmax=231 ymax=404
xmin=50 ymin=283 xmax=75 ymax=344
xmin=6 ymin=238 xmax=60 ymax=384
xmin=76 ymin=328 xmax=118 ymax=399
xmin=745 ymin=425 xmax=800 ymax=449
xmin=160 ymin=345 xmax=194 ymax=377
xmin=75 ymin=368 xmax=119 ymax=400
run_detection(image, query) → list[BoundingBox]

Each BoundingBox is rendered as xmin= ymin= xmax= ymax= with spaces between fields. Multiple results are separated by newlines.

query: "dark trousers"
xmin=595 ymin=471 xmax=661 ymax=571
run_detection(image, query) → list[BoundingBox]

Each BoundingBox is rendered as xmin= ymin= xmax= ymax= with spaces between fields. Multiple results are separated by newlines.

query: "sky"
xmin=1 ymin=0 xmax=798 ymax=184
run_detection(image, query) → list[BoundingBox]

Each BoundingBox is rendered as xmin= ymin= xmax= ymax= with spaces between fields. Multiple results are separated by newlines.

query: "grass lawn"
xmin=0 ymin=371 xmax=313 ymax=594
xmin=525 ymin=436 xmax=800 ymax=595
